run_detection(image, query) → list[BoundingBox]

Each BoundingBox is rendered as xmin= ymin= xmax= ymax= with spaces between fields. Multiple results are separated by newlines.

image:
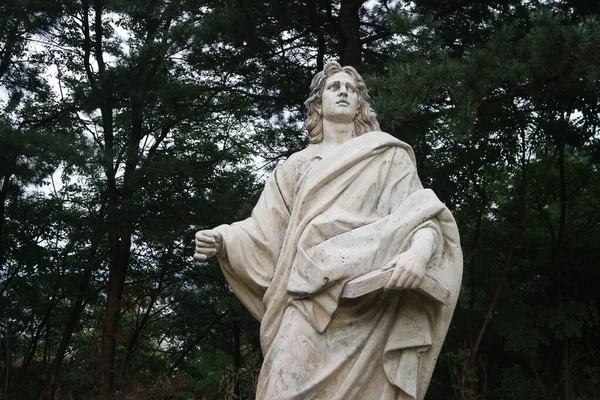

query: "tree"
xmin=372 ymin=2 xmax=600 ymax=398
xmin=2 ymin=0 xmax=599 ymax=398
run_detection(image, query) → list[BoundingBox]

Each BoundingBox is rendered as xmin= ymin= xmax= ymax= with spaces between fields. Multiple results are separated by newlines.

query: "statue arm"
xmin=409 ymin=227 xmax=439 ymax=263
xmin=216 ymin=170 xmax=291 ymax=279
xmin=384 ymin=226 xmax=439 ymax=290
xmin=210 ymin=167 xmax=294 ymax=320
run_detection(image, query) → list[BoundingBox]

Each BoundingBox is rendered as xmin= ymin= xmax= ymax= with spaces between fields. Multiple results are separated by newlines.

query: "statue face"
xmin=318 ymin=71 xmax=359 ymax=123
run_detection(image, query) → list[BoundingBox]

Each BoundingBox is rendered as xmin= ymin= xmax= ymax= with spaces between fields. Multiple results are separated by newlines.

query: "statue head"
xmin=304 ymin=61 xmax=380 ymax=144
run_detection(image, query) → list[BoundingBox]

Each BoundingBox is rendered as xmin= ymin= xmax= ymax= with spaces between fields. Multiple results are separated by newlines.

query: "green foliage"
xmin=495 ymin=364 xmax=538 ymax=400
xmin=371 ymin=1 xmax=600 ymax=399
xmin=1 ymin=0 xmax=599 ymax=399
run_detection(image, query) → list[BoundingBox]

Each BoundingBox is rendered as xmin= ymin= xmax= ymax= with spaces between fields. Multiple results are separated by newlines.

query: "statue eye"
xmin=347 ymin=84 xmax=356 ymax=93
xmin=327 ymin=82 xmax=340 ymax=90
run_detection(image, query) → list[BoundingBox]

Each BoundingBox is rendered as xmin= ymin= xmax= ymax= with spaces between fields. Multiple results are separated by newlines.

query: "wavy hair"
xmin=304 ymin=61 xmax=380 ymax=144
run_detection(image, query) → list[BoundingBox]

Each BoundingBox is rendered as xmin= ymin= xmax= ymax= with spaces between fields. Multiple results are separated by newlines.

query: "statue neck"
xmin=321 ymin=120 xmax=356 ymax=146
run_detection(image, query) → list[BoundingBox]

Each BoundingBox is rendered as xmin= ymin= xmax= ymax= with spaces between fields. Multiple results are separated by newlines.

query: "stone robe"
xmin=215 ymin=131 xmax=462 ymax=400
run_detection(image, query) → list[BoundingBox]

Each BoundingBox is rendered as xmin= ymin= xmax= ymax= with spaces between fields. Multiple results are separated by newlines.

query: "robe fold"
xmin=215 ymin=131 xmax=462 ymax=400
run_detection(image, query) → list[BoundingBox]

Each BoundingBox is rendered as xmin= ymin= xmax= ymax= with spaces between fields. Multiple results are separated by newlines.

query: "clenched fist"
xmin=194 ymin=230 xmax=223 ymax=260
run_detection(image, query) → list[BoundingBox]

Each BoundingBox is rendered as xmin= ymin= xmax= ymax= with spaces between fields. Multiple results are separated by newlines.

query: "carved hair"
xmin=304 ymin=61 xmax=380 ymax=144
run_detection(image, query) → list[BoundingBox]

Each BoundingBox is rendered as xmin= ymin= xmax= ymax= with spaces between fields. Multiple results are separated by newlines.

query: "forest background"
xmin=1 ymin=0 xmax=599 ymax=399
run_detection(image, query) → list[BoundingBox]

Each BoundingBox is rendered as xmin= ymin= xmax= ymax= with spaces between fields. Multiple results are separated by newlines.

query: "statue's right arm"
xmin=194 ymin=229 xmax=224 ymax=261
xmin=193 ymin=153 xmax=303 ymax=266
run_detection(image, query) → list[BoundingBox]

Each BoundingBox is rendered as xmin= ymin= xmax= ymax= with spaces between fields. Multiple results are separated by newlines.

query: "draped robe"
xmin=215 ymin=131 xmax=462 ymax=400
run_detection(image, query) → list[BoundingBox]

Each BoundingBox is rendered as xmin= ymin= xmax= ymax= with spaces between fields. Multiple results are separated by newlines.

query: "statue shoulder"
xmin=359 ymin=131 xmax=417 ymax=166
xmin=277 ymin=146 xmax=319 ymax=173
xmin=271 ymin=146 xmax=320 ymax=196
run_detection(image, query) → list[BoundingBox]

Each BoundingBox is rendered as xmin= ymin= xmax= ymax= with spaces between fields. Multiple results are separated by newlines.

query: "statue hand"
xmin=194 ymin=229 xmax=223 ymax=261
xmin=383 ymin=247 xmax=429 ymax=290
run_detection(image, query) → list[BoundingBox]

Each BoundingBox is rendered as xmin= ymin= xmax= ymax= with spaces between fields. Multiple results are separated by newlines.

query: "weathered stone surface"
xmin=194 ymin=61 xmax=462 ymax=400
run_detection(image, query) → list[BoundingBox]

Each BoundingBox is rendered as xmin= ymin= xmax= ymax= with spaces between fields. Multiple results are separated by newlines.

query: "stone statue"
xmin=194 ymin=61 xmax=462 ymax=400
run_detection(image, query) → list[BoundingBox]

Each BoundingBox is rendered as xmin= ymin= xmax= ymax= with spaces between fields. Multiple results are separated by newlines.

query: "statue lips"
xmin=335 ymin=99 xmax=351 ymax=113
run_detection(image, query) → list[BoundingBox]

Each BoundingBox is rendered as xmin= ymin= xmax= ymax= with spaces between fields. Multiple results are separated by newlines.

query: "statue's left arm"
xmin=384 ymin=227 xmax=438 ymax=290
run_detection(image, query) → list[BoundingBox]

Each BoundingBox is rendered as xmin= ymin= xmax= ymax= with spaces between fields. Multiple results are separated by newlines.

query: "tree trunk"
xmin=168 ymin=314 xmax=227 ymax=375
xmin=468 ymin=193 xmax=484 ymax=323
xmin=20 ymin=301 xmax=56 ymax=382
xmin=0 ymin=172 xmax=11 ymax=239
xmin=45 ymin=236 xmax=101 ymax=399
xmin=119 ymin=286 xmax=160 ymax=376
xmin=561 ymin=339 xmax=573 ymax=400
xmin=306 ymin=0 xmax=326 ymax=71
xmin=98 ymin=232 xmax=131 ymax=397
xmin=458 ymin=117 xmax=528 ymax=396
xmin=2 ymin=334 xmax=9 ymax=395
xmin=339 ymin=0 xmax=366 ymax=69
xmin=45 ymin=298 xmax=86 ymax=398
xmin=81 ymin=0 xmax=124 ymax=394
xmin=98 ymin=99 xmax=143 ymax=396
xmin=233 ymin=319 xmax=241 ymax=399
xmin=0 ymin=21 xmax=20 ymax=80
xmin=555 ymin=138 xmax=573 ymax=400
xmin=0 ymin=164 xmax=15 ymax=282
xmin=92 ymin=1 xmax=174 ymax=394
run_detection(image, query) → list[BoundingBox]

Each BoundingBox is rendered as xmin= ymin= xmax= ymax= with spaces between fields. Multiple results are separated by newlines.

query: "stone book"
xmin=341 ymin=269 xmax=451 ymax=306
